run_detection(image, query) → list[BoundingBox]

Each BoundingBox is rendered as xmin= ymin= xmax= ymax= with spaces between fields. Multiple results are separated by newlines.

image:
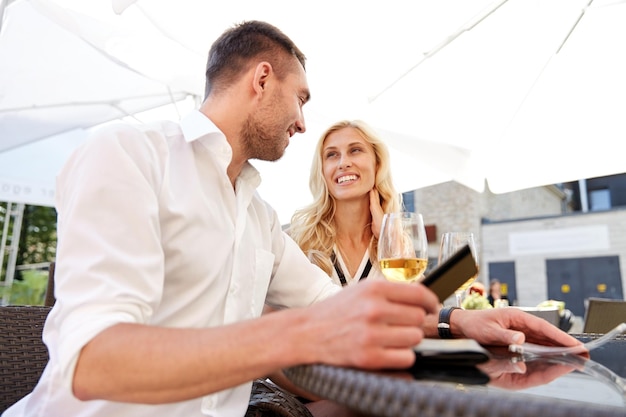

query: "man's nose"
xmin=295 ymin=115 xmax=305 ymax=134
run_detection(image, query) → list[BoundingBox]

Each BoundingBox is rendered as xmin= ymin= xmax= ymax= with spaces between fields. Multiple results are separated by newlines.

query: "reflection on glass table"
xmin=482 ymin=345 xmax=626 ymax=408
xmin=284 ymin=334 xmax=626 ymax=417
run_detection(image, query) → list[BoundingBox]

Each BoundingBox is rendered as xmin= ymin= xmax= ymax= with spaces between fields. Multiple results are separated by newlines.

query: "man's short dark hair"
xmin=204 ymin=20 xmax=307 ymax=98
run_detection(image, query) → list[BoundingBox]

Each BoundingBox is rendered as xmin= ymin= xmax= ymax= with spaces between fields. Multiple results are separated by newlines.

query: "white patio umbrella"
xmin=364 ymin=0 xmax=626 ymax=192
xmin=3 ymin=0 xmax=625 ymax=222
xmin=0 ymin=0 xmax=197 ymax=204
xmin=0 ymin=0 xmax=198 ymax=148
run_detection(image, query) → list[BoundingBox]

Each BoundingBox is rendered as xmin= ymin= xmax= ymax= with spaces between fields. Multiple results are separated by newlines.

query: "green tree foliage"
xmin=17 ymin=205 xmax=58 ymax=268
xmin=1 ymin=203 xmax=57 ymax=304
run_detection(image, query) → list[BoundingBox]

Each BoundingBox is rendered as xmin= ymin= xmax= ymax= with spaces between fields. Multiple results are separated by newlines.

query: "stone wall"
xmin=408 ymin=181 xmax=566 ymax=267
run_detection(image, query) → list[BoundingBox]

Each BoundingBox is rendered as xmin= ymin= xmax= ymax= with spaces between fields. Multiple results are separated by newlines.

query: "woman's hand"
xmin=369 ymin=188 xmax=384 ymax=239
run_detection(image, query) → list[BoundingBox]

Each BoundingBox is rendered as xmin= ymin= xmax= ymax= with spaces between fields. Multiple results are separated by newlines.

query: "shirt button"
xmin=201 ymin=395 xmax=216 ymax=409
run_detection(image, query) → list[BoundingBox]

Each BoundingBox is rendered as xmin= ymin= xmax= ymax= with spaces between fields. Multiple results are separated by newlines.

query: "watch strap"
xmin=438 ymin=306 xmax=461 ymax=339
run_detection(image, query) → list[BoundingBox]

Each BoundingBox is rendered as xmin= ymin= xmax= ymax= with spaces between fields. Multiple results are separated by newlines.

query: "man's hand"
xmin=478 ymin=355 xmax=578 ymax=390
xmin=293 ymin=280 xmax=439 ymax=370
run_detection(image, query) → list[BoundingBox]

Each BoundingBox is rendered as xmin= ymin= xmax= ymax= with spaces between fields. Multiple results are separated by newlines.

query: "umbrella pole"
xmin=579 ymin=180 xmax=589 ymax=213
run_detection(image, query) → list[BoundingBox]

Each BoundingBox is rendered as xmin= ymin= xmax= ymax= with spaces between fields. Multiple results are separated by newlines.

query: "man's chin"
xmin=254 ymin=150 xmax=286 ymax=162
xmin=272 ymin=143 xmax=289 ymax=161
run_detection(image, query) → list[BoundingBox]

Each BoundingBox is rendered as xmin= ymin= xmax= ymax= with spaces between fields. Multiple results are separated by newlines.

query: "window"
xmin=589 ymin=188 xmax=611 ymax=211
xmin=402 ymin=191 xmax=415 ymax=212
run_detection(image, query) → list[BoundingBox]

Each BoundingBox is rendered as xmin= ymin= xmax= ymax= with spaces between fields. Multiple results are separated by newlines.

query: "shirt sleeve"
xmin=265 ymin=227 xmax=341 ymax=309
xmin=50 ymin=123 xmax=168 ymax=384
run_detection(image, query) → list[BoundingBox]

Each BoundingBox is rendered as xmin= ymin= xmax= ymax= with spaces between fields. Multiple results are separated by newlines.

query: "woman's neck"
xmin=334 ymin=199 xmax=372 ymax=276
xmin=335 ymin=199 xmax=371 ymax=241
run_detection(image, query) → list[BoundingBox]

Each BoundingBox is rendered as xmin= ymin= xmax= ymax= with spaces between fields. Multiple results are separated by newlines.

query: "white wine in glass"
xmin=438 ymin=232 xmax=479 ymax=307
xmin=378 ymin=212 xmax=429 ymax=283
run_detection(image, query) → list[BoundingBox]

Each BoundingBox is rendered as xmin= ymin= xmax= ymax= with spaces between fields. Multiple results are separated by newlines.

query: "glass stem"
xmin=455 ymin=291 xmax=463 ymax=308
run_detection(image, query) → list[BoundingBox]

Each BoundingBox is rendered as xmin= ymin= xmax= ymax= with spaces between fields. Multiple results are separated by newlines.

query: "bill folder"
xmin=413 ymin=338 xmax=491 ymax=366
xmin=421 ymin=244 xmax=478 ymax=303
xmin=410 ymin=338 xmax=491 ymax=384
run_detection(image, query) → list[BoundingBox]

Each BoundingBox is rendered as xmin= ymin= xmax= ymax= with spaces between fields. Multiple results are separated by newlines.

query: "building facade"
xmin=407 ymin=175 xmax=626 ymax=317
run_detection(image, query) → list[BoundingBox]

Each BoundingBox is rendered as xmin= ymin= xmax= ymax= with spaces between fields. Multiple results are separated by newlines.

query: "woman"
xmin=266 ymin=120 xmax=401 ymax=410
xmin=288 ymin=120 xmax=399 ymax=286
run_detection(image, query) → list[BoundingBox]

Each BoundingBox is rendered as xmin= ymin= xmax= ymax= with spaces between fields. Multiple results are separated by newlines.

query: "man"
xmin=4 ymin=20 xmax=580 ymax=417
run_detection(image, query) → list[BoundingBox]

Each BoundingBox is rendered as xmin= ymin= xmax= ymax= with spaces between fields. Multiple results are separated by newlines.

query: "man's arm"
xmin=73 ymin=280 xmax=440 ymax=403
xmin=73 ymin=310 xmax=306 ymax=403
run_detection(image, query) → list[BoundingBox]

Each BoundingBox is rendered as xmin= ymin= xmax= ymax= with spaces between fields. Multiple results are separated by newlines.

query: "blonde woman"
xmin=266 ymin=120 xmax=404 ymax=411
xmin=289 ymin=120 xmax=401 ymax=286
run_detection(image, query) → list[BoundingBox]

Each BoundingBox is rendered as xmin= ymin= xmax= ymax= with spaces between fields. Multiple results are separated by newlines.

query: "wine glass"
xmin=438 ymin=232 xmax=479 ymax=307
xmin=377 ymin=212 xmax=429 ymax=283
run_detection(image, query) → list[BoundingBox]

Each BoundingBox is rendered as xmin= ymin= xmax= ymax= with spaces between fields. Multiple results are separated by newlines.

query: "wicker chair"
xmin=583 ymin=297 xmax=626 ymax=333
xmin=0 ymin=305 xmax=51 ymax=413
xmin=0 ymin=305 xmax=311 ymax=416
xmin=246 ymin=379 xmax=313 ymax=417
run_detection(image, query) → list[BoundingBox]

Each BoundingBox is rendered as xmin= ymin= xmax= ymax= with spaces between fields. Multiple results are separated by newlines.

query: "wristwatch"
xmin=438 ymin=306 xmax=461 ymax=339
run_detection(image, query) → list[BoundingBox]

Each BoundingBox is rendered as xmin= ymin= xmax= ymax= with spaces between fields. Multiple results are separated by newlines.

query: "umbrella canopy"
xmin=0 ymin=0 xmax=195 ymax=203
xmin=364 ymin=0 xmax=626 ymax=193
xmin=2 ymin=0 xmax=625 ymax=223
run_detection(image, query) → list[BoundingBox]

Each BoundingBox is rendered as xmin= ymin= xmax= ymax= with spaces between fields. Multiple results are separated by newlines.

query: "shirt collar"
xmin=180 ymin=109 xmax=223 ymax=143
xmin=181 ymin=109 xmax=262 ymax=189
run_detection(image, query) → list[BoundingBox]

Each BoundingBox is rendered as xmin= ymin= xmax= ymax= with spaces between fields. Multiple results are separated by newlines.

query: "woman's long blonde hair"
xmin=289 ymin=120 xmax=401 ymax=276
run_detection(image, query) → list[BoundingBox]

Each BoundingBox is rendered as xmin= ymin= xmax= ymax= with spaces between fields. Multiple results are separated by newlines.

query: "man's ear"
xmin=252 ymin=62 xmax=272 ymax=95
